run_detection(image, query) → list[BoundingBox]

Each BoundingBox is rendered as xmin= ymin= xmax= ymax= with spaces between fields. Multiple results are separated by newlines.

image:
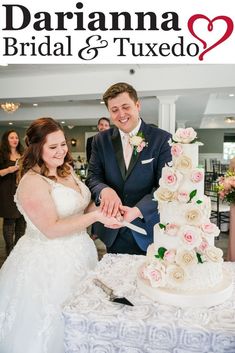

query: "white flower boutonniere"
xmin=129 ymin=132 xmax=148 ymax=155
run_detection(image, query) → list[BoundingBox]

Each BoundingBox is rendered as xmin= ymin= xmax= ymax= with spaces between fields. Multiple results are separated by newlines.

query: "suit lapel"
xmin=111 ymin=128 xmax=126 ymax=180
xmin=125 ymin=121 xmax=148 ymax=179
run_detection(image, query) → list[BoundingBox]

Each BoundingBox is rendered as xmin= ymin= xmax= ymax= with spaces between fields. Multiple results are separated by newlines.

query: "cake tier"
xmin=172 ymin=143 xmax=199 ymax=168
xmin=158 ymin=195 xmax=211 ymax=225
xmin=137 ymin=267 xmax=233 ymax=308
xmin=154 ymin=222 xmax=215 ymax=249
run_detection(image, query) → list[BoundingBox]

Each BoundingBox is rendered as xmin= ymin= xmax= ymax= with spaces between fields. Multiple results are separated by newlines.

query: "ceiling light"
xmin=224 ymin=116 xmax=235 ymax=123
xmin=229 ymin=94 xmax=234 ymax=97
xmin=1 ymin=102 xmax=20 ymax=113
xmin=9 ymin=122 xmax=13 ymax=125
xmin=33 ymin=103 xmax=38 ymax=107
xmin=100 ymin=100 xmax=105 ymax=104
xmin=61 ymin=121 xmax=65 ymax=124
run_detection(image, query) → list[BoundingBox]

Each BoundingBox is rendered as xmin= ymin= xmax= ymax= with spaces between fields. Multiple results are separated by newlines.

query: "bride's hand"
xmin=96 ymin=210 xmax=123 ymax=229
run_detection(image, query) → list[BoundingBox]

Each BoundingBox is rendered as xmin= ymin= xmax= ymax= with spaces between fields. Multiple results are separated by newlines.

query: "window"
xmin=223 ymin=135 xmax=235 ymax=161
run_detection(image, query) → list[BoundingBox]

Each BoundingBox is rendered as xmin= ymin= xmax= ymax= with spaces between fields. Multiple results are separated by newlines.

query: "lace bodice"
xmin=14 ymin=173 xmax=91 ymax=242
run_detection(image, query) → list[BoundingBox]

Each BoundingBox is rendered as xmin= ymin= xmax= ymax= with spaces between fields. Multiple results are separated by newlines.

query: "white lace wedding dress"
xmin=0 ymin=174 xmax=98 ymax=353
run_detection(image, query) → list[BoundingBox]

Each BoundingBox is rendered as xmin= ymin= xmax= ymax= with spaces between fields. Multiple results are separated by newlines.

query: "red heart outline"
xmin=188 ymin=14 xmax=234 ymax=61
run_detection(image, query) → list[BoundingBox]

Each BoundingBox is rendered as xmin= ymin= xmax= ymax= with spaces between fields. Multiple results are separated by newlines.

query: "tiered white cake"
xmin=138 ymin=128 xmax=233 ymax=307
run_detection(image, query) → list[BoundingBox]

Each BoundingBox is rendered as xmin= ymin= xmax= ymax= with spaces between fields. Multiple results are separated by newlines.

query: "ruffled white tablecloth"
xmin=62 ymin=254 xmax=235 ymax=353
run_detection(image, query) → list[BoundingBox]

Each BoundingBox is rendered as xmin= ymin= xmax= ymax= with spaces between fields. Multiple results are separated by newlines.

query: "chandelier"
xmin=224 ymin=116 xmax=235 ymax=123
xmin=1 ymin=102 xmax=20 ymax=113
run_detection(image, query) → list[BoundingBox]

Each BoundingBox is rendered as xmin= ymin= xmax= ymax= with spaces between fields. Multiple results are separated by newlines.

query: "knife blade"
xmin=93 ymin=278 xmax=134 ymax=306
xmin=121 ymin=221 xmax=147 ymax=235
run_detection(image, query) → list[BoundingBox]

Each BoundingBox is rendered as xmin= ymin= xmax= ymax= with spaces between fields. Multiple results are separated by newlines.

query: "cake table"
xmin=62 ymin=254 xmax=235 ymax=353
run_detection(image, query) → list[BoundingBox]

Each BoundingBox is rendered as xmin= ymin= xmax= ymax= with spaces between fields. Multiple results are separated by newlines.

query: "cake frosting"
xmin=138 ymin=127 xmax=233 ymax=307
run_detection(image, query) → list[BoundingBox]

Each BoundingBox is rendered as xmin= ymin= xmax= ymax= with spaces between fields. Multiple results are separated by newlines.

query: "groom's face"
xmin=107 ymin=92 xmax=141 ymax=133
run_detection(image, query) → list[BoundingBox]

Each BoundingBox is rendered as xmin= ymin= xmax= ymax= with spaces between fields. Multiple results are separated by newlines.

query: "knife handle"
xmin=93 ymin=278 xmax=113 ymax=297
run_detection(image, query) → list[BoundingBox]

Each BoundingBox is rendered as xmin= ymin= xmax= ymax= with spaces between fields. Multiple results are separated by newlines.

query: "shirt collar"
xmin=119 ymin=119 xmax=142 ymax=139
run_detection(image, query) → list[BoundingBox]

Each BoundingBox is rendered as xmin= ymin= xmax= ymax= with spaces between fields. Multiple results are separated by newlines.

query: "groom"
xmin=86 ymin=82 xmax=172 ymax=255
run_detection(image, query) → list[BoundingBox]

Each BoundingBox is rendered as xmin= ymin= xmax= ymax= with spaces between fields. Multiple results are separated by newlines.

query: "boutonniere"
xmin=129 ymin=132 xmax=148 ymax=155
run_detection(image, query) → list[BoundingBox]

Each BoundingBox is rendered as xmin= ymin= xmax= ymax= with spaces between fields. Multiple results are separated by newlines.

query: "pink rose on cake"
xmin=201 ymin=223 xmax=220 ymax=238
xmin=163 ymin=249 xmax=176 ymax=263
xmin=179 ymin=225 xmax=202 ymax=249
xmin=165 ymin=223 xmax=179 ymax=236
xmin=197 ymin=238 xmax=209 ymax=253
xmin=166 ymin=265 xmax=186 ymax=287
xmin=175 ymin=249 xmax=198 ymax=269
xmin=154 ymin=187 xmax=176 ymax=202
xmin=173 ymin=127 xmax=197 ymax=144
xmin=191 ymin=169 xmax=204 ymax=183
xmin=177 ymin=190 xmax=190 ymax=203
xmin=143 ymin=263 xmax=166 ymax=288
xmin=171 ymin=143 xmax=183 ymax=157
xmin=174 ymin=155 xmax=192 ymax=173
xmin=160 ymin=166 xmax=183 ymax=191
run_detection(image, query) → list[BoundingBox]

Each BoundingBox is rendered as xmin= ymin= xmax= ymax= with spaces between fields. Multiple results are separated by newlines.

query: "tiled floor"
xmin=0 ymin=218 xmax=229 ymax=268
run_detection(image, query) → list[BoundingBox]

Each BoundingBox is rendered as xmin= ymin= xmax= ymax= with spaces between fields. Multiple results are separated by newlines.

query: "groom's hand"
xmin=100 ymin=187 xmax=122 ymax=217
xmin=119 ymin=205 xmax=143 ymax=223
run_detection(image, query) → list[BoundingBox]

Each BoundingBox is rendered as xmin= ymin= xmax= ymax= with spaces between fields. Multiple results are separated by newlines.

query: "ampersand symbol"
xmin=78 ymin=35 xmax=108 ymax=61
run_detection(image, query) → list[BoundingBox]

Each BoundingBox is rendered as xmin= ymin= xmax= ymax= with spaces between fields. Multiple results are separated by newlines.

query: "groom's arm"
xmin=86 ymin=135 xmax=109 ymax=205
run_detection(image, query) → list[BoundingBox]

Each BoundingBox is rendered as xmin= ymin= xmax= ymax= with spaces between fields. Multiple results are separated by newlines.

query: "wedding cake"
xmin=138 ymin=128 xmax=233 ymax=307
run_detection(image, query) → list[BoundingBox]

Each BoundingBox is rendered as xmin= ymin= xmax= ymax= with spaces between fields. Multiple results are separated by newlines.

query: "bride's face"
xmin=42 ymin=130 xmax=68 ymax=170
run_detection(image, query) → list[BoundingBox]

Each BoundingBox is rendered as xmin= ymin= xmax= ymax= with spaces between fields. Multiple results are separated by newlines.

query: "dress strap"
xmin=39 ymin=175 xmax=55 ymax=186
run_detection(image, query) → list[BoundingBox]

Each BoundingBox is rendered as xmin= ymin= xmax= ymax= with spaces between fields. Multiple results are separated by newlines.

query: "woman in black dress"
xmin=0 ymin=130 xmax=26 ymax=255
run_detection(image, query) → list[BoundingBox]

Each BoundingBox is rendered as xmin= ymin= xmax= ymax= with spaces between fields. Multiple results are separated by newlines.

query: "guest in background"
xmin=227 ymin=156 xmax=235 ymax=261
xmin=86 ymin=117 xmax=110 ymax=163
xmin=0 ymin=130 xmax=26 ymax=256
xmin=86 ymin=82 xmax=172 ymax=255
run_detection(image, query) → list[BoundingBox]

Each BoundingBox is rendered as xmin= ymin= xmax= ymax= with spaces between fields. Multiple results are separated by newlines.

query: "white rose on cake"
xmin=202 ymin=246 xmax=224 ymax=263
xmin=166 ymin=265 xmax=186 ymax=287
xmin=175 ymin=249 xmax=198 ymax=269
xmin=184 ymin=204 xmax=204 ymax=226
xmin=154 ymin=187 xmax=176 ymax=202
xmin=174 ymin=155 xmax=192 ymax=173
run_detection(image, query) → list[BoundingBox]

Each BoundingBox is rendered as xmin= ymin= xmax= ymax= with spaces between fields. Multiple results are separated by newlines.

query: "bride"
xmin=0 ymin=117 xmax=121 ymax=353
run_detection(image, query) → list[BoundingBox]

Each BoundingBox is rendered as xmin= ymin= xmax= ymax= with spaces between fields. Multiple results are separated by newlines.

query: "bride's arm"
xmin=17 ymin=174 xmax=121 ymax=239
xmin=84 ymin=201 xmax=98 ymax=213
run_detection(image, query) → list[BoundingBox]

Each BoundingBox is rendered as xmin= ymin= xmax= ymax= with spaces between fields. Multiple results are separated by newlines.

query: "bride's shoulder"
xmin=18 ymin=171 xmax=51 ymax=192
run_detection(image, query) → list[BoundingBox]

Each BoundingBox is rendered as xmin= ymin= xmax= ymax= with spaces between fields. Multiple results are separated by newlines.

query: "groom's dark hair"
xmin=103 ymin=82 xmax=138 ymax=107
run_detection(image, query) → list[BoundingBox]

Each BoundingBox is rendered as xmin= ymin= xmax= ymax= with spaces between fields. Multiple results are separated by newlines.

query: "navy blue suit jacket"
xmin=86 ymin=120 xmax=172 ymax=251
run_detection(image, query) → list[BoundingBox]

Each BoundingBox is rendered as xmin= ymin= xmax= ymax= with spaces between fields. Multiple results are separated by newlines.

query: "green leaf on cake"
xmin=155 ymin=247 xmax=167 ymax=259
xmin=188 ymin=189 xmax=197 ymax=202
xmin=196 ymin=200 xmax=203 ymax=204
xmin=196 ymin=252 xmax=203 ymax=263
xmin=159 ymin=223 xmax=166 ymax=229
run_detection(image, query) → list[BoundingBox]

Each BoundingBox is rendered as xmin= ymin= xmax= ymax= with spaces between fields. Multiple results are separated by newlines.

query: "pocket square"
xmin=141 ymin=158 xmax=154 ymax=164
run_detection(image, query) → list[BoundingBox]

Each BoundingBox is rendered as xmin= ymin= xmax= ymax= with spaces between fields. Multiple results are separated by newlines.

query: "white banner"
xmin=0 ymin=0 xmax=234 ymax=63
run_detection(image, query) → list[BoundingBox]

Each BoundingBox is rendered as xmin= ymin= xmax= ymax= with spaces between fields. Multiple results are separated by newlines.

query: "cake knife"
xmin=93 ymin=278 xmax=134 ymax=306
xmin=121 ymin=221 xmax=147 ymax=235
